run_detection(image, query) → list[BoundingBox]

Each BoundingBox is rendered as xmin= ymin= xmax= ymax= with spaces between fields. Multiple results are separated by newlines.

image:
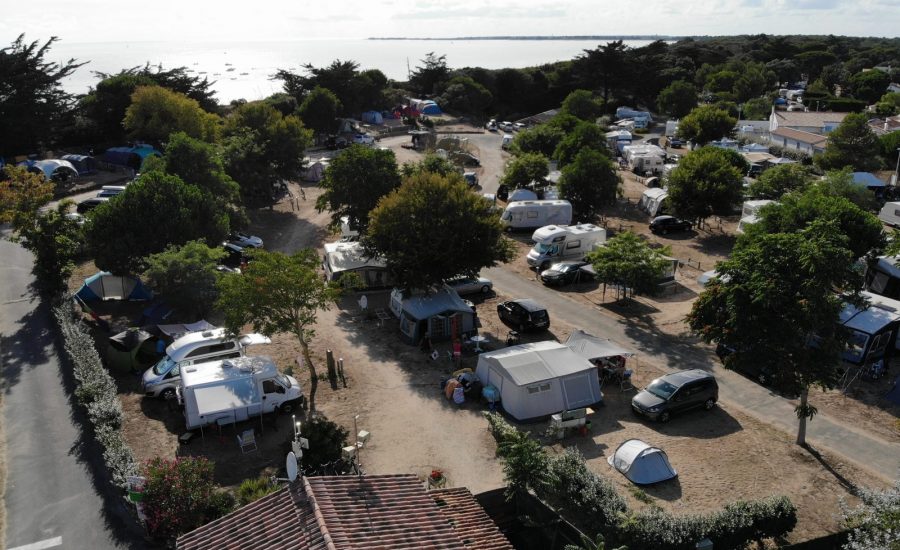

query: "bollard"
xmin=338 ymin=358 xmax=347 ymax=388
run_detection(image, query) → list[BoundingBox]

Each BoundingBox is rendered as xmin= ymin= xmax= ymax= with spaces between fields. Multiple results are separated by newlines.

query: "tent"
xmin=302 ymin=158 xmax=329 ymax=182
xmin=322 ymin=241 xmax=394 ymax=289
xmin=852 ymin=172 xmax=885 ymax=189
xmin=608 ymin=439 xmax=677 ymax=485
xmin=107 ymin=328 xmax=159 ymax=372
xmin=61 ymin=154 xmax=97 ymax=175
xmin=18 ymin=159 xmax=79 ymax=182
xmin=639 ymin=188 xmax=668 ymax=217
xmin=565 ymin=330 xmax=634 ymax=362
xmin=156 ymin=320 xmax=216 ymax=341
xmin=361 ymin=110 xmax=384 ymax=125
xmin=475 ymin=341 xmax=603 ymax=422
xmin=390 ymin=287 xmax=475 ymax=344
xmin=101 ymin=145 xmax=161 ymax=169
xmin=75 ymin=272 xmax=153 ymax=302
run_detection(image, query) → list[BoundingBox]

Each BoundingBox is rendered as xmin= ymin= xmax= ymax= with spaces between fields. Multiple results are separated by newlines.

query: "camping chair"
xmin=236 ymin=429 xmax=258 ymax=454
xmin=620 ymin=369 xmax=634 ymax=392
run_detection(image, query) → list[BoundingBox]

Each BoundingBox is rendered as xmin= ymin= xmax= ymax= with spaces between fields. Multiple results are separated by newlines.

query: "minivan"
xmin=141 ymin=329 xmax=270 ymax=399
xmin=631 ymin=369 xmax=718 ymax=422
xmin=497 ymin=299 xmax=550 ymax=332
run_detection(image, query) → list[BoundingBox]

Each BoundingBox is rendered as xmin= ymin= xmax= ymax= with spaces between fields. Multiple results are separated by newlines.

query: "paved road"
xmin=1 ymin=231 xmax=142 ymax=550
xmin=485 ymin=265 xmax=900 ymax=482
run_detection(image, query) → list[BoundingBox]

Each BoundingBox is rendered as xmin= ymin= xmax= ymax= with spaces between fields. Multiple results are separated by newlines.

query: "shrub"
xmin=282 ymin=414 xmax=349 ymax=474
xmin=237 ymin=476 xmax=278 ymax=506
xmin=54 ymin=300 xmax=138 ymax=489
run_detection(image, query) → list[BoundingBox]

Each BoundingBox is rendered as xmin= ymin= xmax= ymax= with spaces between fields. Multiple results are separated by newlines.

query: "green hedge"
xmin=54 ymin=300 xmax=138 ymax=489
xmin=485 ymin=413 xmax=797 ymax=550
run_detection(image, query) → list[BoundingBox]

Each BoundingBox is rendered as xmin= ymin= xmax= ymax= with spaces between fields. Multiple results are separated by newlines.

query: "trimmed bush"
xmin=54 ymin=300 xmax=138 ymax=489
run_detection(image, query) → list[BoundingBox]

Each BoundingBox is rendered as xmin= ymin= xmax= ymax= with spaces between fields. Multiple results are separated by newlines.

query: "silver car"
xmin=445 ymin=276 xmax=493 ymax=295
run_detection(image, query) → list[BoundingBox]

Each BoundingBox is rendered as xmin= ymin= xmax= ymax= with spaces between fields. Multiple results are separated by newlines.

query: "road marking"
xmin=9 ymin=537 xmax=63 ymax=550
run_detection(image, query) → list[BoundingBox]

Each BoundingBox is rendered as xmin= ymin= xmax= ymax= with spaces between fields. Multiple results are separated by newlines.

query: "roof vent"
xmin=201 ymin=330 xmax=215 ymax=337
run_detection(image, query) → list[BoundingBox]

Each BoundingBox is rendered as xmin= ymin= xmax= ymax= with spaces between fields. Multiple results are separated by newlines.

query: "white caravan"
xmin=878 ymin=202 xmax=900 ymax=227
xmin=500 ymin=200 xmax=572 ymax=231
xmin=526 ymin=224 xmax=607 ymax=269
xmin=736 ymin=200 xmax=776 ymax=234
xmin=179 ymin=356 xmax=303 ymax=430
xmin=141 ymin=329 xmax=270 ymax=399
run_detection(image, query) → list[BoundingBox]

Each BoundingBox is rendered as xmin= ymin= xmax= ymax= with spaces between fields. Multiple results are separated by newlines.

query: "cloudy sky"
xmin=3 ymin=0 xmax=898 ymax=44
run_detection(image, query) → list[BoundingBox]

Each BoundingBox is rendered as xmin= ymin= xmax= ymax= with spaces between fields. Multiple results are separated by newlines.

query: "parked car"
xmin=499 ymin=121 xmax=514 ymax=132
xmin=669 ymin=137 xmax=684 ymax=148
xmin=631 ymin=369 xmax=718 ymax=422
xmin=715 ymin=343 xmax=777 ymax=387
xmin=76 ymin=197 xmax=109 ymax=213
xmin=513 ymin=122 xmax=526 ymax=131
xmin=228 ymin=231 xmax=264 ymax=249
xmin=96 ymin=185 xmax=127 ymax=198
xmin=497 ymin=299 xmax=550 ymax=332
xmin=221 ymin=242 xmax=251 ymax=271
xmin=464 ymin=172 xmax=479 ymax=187
xmin=486 ymin=119 xmax=498 ymax=132
xmin=325 ymin=135 xmax=349 ymax=150
xmin=540 ymin=261 xmax=591 ymax=286
xmin=353 ymin=133 xmax=375 ymax=145
xmin=446 ymin=275 xmax=493 ymax=295
xmin=649 ymin=215 xmax=692 ymax=235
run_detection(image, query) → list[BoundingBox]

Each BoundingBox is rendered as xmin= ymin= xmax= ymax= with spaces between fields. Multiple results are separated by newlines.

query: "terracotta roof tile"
xmin=430 ymin=488 xmax=514 ymax=550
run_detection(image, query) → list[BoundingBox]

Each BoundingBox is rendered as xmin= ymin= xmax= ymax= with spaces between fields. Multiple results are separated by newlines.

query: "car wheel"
xmin=704 ymin=398 xmax=716 ymax=410
xmin=658 ymin=411 xmax=670 ymax=423
xmin=480 ymin=285 xmax=491 ymax=294
xmin=160 ymin=388 xmax=176 ymax=401
xmin=280 ymin=402 xmax=295 ymax=414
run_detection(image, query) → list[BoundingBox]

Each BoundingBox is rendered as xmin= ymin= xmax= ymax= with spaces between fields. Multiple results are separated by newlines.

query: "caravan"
xmin=878 ymin=202 xmax=900 ymax=227
xmin=526 ymin=224 xmax=607 ymax=269
xmin=736 ymin=200 xmax=776 ymax=234
xmin=638 ymin=188 xmax=668 ymax=217
xmin=500 ymin=200 xmax=572 ymax=231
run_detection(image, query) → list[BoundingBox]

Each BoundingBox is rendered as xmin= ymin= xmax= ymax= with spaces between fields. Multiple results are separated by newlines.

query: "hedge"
xmin=485 ymin=413 xmax=797 ymax=550
xmin=54 ymin=300 xmax=138 ymax=489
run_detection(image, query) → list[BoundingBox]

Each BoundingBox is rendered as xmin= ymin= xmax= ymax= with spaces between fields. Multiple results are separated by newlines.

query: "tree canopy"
xmin=500 ymin=152 xmax=550 ymax=189
xmin=553 ymin=122 xmax=609 ymax=168
xmin=298 ymin=86 xmax=341 ymax=136
xmin=409 ymin=52 xmax=451 ymax=96
xmin=437 ymin=76 xmax=492 ymax=119
xmin=666 ymin=147 xmax=744 ymax=223
xmin=677 ymin=105 xmax=737 ymax=146
xmin=274 ymin=59 xmax=389 ymax=117
xmin=401 ymin=154 xmax=463 ymax=180
xmin=587 ymin=232 xmax=672 ymax=298
xmin=559 ymin=89 xmax=605 ymax=121
xmin=123 ymin=86 xmax=220 ymax=145
xmin=747 ymin=163 xmax=814 ymax=200
xmin=143 ymin=241 xmax=226 ymax=318
xmin=365 ymin=172 xmax=515 ymax=290
xmin=816 ymin=112 xmax=882 ymax=172
xmin=656 ymin=80 xmax=698 ymax=119
xmin=15 ymin=201 xmax=83 ymax=296
xmin=558 ymin=149 xmax=620 ymax=221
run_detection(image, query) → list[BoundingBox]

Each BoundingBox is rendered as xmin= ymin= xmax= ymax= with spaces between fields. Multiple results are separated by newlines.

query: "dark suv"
xmin=497 ymin=299 xmax=550 ymax=332
xmin=631 ymin=369 xmax=718 ymax=422
xmin=649 ymin=215 xmax=692 ymax=235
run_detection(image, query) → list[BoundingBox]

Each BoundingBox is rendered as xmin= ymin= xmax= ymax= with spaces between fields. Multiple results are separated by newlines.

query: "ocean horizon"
xmin=50 ymin=38 xmax=664 ymax=104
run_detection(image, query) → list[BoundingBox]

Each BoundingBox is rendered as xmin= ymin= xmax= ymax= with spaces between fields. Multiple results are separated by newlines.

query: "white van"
xmin=500 ymin=200 xmax=572 ymax=231
xmin=141 ymin=328 xmax=270 ymax=399
xmin=96 ymin=185 xmax=127 ymax=198
xmin=526 ymin=224 xmax=607 ymax=269
xmin=501 ymin=134 xmax=514 ymax=150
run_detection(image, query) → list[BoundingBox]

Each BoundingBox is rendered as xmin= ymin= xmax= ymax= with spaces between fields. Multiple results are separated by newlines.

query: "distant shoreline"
xmin=368 ymin=35 xmax=684 ymax=41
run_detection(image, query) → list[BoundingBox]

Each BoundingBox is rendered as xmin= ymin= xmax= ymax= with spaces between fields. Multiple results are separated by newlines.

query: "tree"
xmin=16 ymin=202 xmax=83 ymax=296
xmin=0 ymin=165 xmax=54 ymax=228
xmin=298 ymin=86 xmax=341 ymax=137
xmin=216 ymin=249 xmax=341 ymax=414
xmin=141 ymin=456 xmax=233 ymax=541
xmin=881 ymin=130 xmax=900 ymax=162
xmin=677 ymin=105 xmax=737 ymax=146
xmin=666 ymin=147 xmax=744 ymax=225
xmin=559 ymin=90 xmax=604 ymax=121
xmin=79 ymin=72 xmax=156 ymax=144
xmin=558 ymin=149 xmax=620 ymax=221
xmin=143 ymin=241 xmax=225 ymax=317
xmin=274 ymin=60 xmax=388 ymax=117
xmin=564 ymin=534 xmax=626 ymax=550
xmin=123 ymin=86 xmax=220 ymax=145
xmin=841 ymin=479 xmax=900 ymax=550
xmin=747 ymin=163 xmax=813 ymax=200
xmin=316 ymin=145 xmax=400 ymax=233
xmin=741 ymin=97 xmax=773 ymax=121
xmin=575 ymin=40 xmax=629 ymax=103
xmin=222 ymin=101 xmax=312 ymax=206
xmin=87 ymin=171 xmax=230 ymax=274
xmin=409 ymin=52 xmax=451 ymax=96
xmin=401 ymin=153 xmax=462 ymax=180
xmin=553 ymin=122 xmax=609 ymax=168
xmin=500 ymin=152 xmax=549 ymax=189
xmin=848 ymin=69 xmax=891 ymax=105
xmin=656 ymin=80 xmax=698 ymax=119
xmin=587 ymin=232 xmax=672 ymax=299
xmin=437 ymin=76 xmax=492 ymax=119
xmin=0 ymin=35 xmax=85 ymax=157
xmin=497 ymin=429 xmax=548 ymax=501
xmin=875 ymin=92 xmax=900 ymax=117
xmin=512 ymin=123 xmax=567 ymax=158
xmin=162 ymin=132 xmax=241 ymax=202
xmin=816 ymin=112 xmax=881 ymax=172
xmin=687 ymin=222 xmax=860 ymax=445
xmin=365 ymin=172 xmax=515 ymax=290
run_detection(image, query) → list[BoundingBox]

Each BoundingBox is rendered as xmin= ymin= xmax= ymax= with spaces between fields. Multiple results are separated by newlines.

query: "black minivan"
xmin=631 ymin=369 xmax=718 ymax=422
xmin=496 ymin=299 xmax=550 ymax=332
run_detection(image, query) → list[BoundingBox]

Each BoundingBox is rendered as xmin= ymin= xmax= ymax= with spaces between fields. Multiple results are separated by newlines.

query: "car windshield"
xmin=646 ymin=379 xmax=678 ymax=400
xmin=275 ymin=373 xmax=291 ymax=388
xmin=152 ymin=356 xmax=177 ymax=376
xmin=535 ymin=244 xmax=553 ymax=254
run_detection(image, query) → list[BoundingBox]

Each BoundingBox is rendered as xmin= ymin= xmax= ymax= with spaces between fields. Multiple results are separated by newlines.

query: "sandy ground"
xmin=66 ymin=131 xmax=897 ymax=544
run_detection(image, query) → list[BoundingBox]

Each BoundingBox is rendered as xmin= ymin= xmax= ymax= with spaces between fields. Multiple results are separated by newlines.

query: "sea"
xmin=51 ymin=39 xmax=662 ymax=104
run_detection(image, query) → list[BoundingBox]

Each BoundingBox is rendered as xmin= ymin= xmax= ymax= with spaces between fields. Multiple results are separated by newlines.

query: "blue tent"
xmin=421 ymin=102 xmax=442 ymax=115
xmin=75 ymin=272 xmax=153 ymax=302
xmin=362 ymin=110 xmax=384 ymax=124
xmin=61 ymin=154 xmax=97 ymax=175
xmin=853 ymin=172 xmax=885 ymax=189
xmin=101 ymin=145 xmax=161 ymax=169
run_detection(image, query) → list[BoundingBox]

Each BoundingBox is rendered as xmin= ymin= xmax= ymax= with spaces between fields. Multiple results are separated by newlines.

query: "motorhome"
xmin=878 ymin=202 xmax=900 ymax=227
xmin=499 ymin=200 xmax=572 ymax=231
xmin=141 ymin=329 xmax=270 ymax=399
xmin=526 ymin=224 xmax=607 ymax=269
xmin=179 ymin=356 xmax=303 ymax=430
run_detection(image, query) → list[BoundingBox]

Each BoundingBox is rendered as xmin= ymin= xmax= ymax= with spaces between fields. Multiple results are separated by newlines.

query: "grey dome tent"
xmin=107 ymin=328 xmax=158 ymax=372
xmin=608 ymin=439 xmax=677 ymax=485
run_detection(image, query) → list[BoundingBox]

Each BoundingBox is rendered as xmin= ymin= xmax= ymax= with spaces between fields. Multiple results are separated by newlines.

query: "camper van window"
xmin=502 ymin=212 xmax=512 ymax=221
xmin=845 ymin=331 xmax=868 ymax=363
xmin=275 ymin=373 xmax=292 ymax=388
xmin=870 ymin=333 xmax=889 ymax=357
xmin=165 ymin=364 xmax=181 ymax=379
xmin=152 ymin=356 xmax=177 ymax=376
xmin=895 ymin=209 xmax=900 ymax=217
xmin=535 ymin=243 xmax=558 ymax=254
xmin=526 ymin=211 xmax=539 ymax=219
xmin=566 ymin=240 xmax=581 ymax=250
xmin=870 ymin=272 xmax=889 ymax=294
xmin=263 ymin=380 xmax=279 ymax=394
xmin=526 ymin=383 xmax=551 ymax=394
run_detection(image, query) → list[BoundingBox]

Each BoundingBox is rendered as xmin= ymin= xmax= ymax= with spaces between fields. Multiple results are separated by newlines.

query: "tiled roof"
xmin=430 ymin=488 xmax=514 ymax=550
xmin=177 ymin=474 xmax=512 ymax=550
xmin=771 ymin=127 xmax=828 ymax=146
xmin=772 ymin=110 xmax=847 ymax=128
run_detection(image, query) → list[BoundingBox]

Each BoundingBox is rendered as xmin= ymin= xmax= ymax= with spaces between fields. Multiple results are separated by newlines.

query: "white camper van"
xmin=526 ymin=224 xmax=607 ymax=269
xmin=500 ymin=200 xmax=573 ymax=231
xmin=179 ymin=355 xmax=303 ymax=430
xmin=141 ymin=329 xmax=270 ymax=399
xmin=878 ymin=202 xmax=900 ymax=227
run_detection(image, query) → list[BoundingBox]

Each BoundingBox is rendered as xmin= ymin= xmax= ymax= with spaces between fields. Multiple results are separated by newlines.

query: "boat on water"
xmin=226 ymin=67 xmax=235 ymax=72
xmin=225 ymin=62 xmax=232 ymax=66
xmin=239 ymin=72 xmax=248 ymax=75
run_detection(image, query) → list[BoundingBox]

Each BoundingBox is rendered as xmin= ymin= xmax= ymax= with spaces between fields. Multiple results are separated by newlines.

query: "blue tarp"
xmin=853 ymin=172 xmax=885 ymax=188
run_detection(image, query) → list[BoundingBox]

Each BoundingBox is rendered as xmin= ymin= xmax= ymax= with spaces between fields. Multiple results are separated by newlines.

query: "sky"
xmin=3 ymin=0 xmax=899 ymax=44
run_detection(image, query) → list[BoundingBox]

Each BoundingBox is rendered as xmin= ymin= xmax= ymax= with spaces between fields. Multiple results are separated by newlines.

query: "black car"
xmin=649 ymin=215 xmax=692 ymax=235
xmin=76 ymin=197 xmax=110 ymax=214
xmin=631 ymin=369 xmax=718 ymax=422
xmin=669 ymin=137 xmax=684 ymax=148
xmin=497 ymin=299 xmax=550 ymax=332
xmin=540 ymin=261 xmax=590 ymax=286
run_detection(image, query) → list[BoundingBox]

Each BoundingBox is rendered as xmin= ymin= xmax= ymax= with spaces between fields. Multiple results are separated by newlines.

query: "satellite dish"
xmin=286 ymin=451 xmax=298 ymax=482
